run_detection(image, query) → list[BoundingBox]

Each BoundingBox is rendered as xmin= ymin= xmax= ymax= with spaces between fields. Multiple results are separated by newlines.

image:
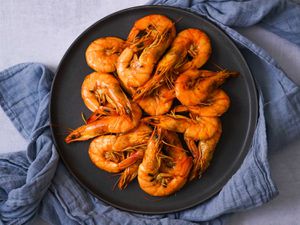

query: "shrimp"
xmin=138 ymin=128 xmax=192 ymax=196
xmin=65 ymin=102 xmax=142 ymax=143
xmin=133 ymin=28 xmax=212 ymax=101
xmin=89 ymin=137 xmax=144 ymax=173
xmin=173 ymin=89 xmax=230 ymax=117
xmin=117 ymin=15 xmax=176 ymax=94
xmin=136 ymin=85 xmax=175 ymax=115
xmin=85 ymin=37 xmax=126 ymax=73
xmin=88 ymin=123 xmax=152 ymax=173
xmin=86 ymin=104 xmax=118 ymax=124
xmin=81 ymin=72 xmax=132 ymax=115
xmin=127 ymin=14 xmax=175 ymax=45
xmin=142 ymin=114 xmax=220 ymax=141
xmin=175 ymin=28 xmax=212 ymax=72
xmin=118 ymin=160 xmax=141 ymax=190
xmin=175 ymin=70 xmax=238 ymax=106
xmin=187 ymin=123 xmax=222 ymax=180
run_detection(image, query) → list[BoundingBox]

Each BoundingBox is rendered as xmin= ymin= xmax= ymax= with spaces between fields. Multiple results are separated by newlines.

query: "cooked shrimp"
xmin=118 ymin=160 xmax=141 ymax=190
xmin=173 ymin=89 xmax=230 ymax=117
xmin=175 ymin=70 xmax=238 ymax=106
xmin=198 ymin=126 xmax=222 ymax=173
xmin=116 ymin=124 xmax=153 ymax=189
xmin=187 ymin=124 xmax=222 ymax=180
xmin=117 ymin=15 xmax=176 ymax=94
xmin=88 ymin=124 xmax=152 ymax=173
xmin=138 ymin=128 xmax=192 ymax=196
xmin=127 ymin=14 xmax=176 ymax=51
xmin=136 ymin=85 xmax=175 ymax=115
xmin=86 ymin=104 xmax=118 ymax=124
xmin=142 ymin=114 xmax=220 ymax=141
xmin=89 ymin=136 xmax=144 ymax=173
xmin=65 ymin=102 xmax=142 ymax=143
xmin=175 ymin=28 xmax=212 ymax=72
xmin=81 ymin=72 xmax=132 ymax=115
xmin=85 ymin=37 xmax=126 ymax=73
xmin=133 ymin=28 xmax=212 ymax=101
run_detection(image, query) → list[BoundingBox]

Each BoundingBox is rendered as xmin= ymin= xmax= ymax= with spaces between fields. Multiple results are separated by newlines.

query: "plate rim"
xmin=49 ymin=5 xmax=258 ymax=214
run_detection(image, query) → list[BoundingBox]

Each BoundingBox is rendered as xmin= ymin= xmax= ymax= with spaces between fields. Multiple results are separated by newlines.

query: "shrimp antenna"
xmin=211 ymin=61 xmax=224 ymax=71
xmin=162 ymin=140 xmax=187 ymax=152
xmin=81 ymin=112 xmax=87 ymax=124
xmin=50 ymin=123 xmax=73 ymax=131
xmin=112 ymin=175 xmax=121 ymax=191
xmin=174 ymin=17 xmax=183 ymax=25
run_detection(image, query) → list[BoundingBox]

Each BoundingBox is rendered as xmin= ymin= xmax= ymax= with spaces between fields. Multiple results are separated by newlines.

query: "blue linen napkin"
xmin=1 ymin=1 xmax=300 ymax=224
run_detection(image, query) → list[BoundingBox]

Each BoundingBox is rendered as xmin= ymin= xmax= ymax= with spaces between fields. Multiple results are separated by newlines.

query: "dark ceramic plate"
xmin=50 ymin=5 xmax=257 ymax=214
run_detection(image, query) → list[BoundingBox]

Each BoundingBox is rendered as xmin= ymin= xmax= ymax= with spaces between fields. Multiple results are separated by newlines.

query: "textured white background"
xmin=1 ymin=1 xmax=300 ymax=225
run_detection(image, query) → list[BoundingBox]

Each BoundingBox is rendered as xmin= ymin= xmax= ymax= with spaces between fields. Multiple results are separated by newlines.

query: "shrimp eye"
xmin=125 ymin=107 xmax=131 ymax=115
xmin=187 ymin=53 xmax=193 ymax=61
xmin=154 ymin=133 xmax=159 ymax=139
xmin=104 ymin=109 xmax=110 ymax=113
xmin=148 ymin=24 xmax=155 ymax=30
xmin=136 ymin=30 xmax=147 ymax=39
xmin=71 ymin=134 xmax=77 ymax=139
xmin=166 ymin=161 xmax=174 ymax=168
xmin=136 ymin=42 xmax=144 ymax=49
xmin=165 ymin=30 xmax=171 ymax=38
xmin=148 ymin=118 xmax=158 ymax=124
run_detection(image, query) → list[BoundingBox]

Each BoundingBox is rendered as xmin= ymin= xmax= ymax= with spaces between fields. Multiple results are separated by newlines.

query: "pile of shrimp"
xmin=65 ymin=14 xmax=239 ymax=197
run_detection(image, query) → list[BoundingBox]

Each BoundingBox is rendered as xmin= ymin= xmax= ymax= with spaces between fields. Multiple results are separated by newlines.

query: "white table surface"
xmin=1 ymin=1 xmax=300 ymax=225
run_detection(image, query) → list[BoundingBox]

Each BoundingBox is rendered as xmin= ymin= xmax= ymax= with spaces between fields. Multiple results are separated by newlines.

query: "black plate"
xmin=50 ymin=5 xmax=257 ymax=214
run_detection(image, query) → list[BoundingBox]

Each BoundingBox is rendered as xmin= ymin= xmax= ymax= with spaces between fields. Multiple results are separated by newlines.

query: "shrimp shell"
xmin=175 ymin=70 xmax=238 ymax=106
xmin=85 ymin=37 xmax=126 ymax=73
xmin=173 ymin=89 xmax=230 ymax=117
xmin=138 ymin=128 xmax=192 ymax=196
xmin=117 ymin=14 xmax=176 ymax=94
xmin=65 ymin=102 xmax=142 ymax=143
xmin=81 ymin=72 xmax=132 ymax=115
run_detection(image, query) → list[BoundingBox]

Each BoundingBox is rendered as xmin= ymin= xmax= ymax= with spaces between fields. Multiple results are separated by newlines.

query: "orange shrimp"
xmin=173 ymin=89 xmax=230 ymax=117
xmin=133 ymin=28 xmax=212 ymax=101
xmin=136 ymin=85 xmax=175 ymax=116
xmin=117 ymin=14 xmax=176 ymax=94
xmin=118 ymin=160 xmax=141 ymax=190
xmin=142 ymin=114 xmax=220 ymax=141
xmin=86 ymin=104 xmax=118 ymax=124
xmin=88 ymin=123 xmax=152 ymax=174
xmin=89 ymin=137 xmax=144 ymax=173
xmin=186 ymin=123 xmax=222 ymax=180
xmin=175 ymin=70 xmax=238 ymax=106
xmin=175 ymin=28 xmax=212 ymax=72
xmin=138 ymin=128 xmax=192 ymax=196
xmin=85 ymin=37 xmax=126 ymax=73
xmin=81 ymin=72 xmax=132 ymax=115
xmin=65 ymin=102 xmax=142 ymax=143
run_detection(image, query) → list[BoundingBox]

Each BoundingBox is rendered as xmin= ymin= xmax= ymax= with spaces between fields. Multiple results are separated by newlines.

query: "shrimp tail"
xmin=185 ymin=137 xmax=202 ymax=181
xmin=118 ymin=162 xmax=140 ymax=190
